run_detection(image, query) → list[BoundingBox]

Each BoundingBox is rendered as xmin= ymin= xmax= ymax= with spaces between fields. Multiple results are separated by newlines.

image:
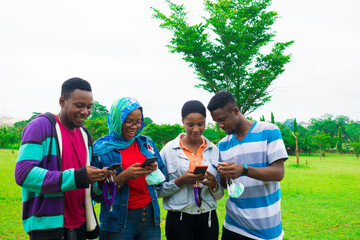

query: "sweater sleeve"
xmin=14 ymin=116 xmax=88 ymax=194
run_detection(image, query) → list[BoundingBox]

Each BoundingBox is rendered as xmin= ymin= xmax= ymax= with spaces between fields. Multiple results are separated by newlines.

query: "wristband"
xmin=242 ymin=164 xmax=248 ymax=176
xmin=210 ymin=179 xmax=219 ymax=192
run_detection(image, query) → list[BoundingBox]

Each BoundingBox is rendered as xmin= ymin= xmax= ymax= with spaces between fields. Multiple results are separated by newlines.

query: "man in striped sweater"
xmin=15 ymin=77 xmax=108 ymax=240
xmin=207 ymin=92 xmax=288 ymax=240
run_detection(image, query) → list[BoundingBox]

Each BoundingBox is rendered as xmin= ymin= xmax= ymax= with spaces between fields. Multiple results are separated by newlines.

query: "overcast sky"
xmin=1 ymin=0 xmax=359 ymax=125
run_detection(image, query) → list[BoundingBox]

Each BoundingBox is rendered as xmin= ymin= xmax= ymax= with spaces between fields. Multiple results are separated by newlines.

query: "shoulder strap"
xmin=81 ymin=126 xmax=93 ymax=147
xmin=45 ymin=112 xmax=56 ymax=126
xmin=44 ymin=112 xmax=56 ymax=161
xmin=44 ymin=112 xmax=63 ymax=159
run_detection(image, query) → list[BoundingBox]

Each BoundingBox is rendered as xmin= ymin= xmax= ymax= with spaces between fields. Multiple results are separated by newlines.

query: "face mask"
xmin=227 ymin=178 xmax=244 ymax=198
xmin=145 ymin=169 xmax=166 ymax=185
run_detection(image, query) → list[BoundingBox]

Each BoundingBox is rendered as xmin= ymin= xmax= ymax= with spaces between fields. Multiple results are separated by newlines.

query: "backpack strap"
xmin=45 ymin=112 xmax=56 ymax=126
xmin=44 ymin=112 xmax=63 ymax=160
xmin=44 ymin=112 xmax=56 ymax=161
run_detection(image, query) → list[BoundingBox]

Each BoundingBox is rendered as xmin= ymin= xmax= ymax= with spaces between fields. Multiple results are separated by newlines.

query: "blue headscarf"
xmin=93 ymin=97 xmax=145 ymax=156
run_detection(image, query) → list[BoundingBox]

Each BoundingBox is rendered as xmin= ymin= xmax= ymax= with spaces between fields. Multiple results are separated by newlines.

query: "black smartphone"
xmin=141 ymin=156 xmax=157 ymax=168
xmin=194 ymin=165 xmax=208 ymax=175
xmin=107 ymin=163 xmax=122 ymax=170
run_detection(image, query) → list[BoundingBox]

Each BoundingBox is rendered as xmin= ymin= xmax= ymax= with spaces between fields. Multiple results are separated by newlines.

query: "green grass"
xmin=0 ymin=149 xmax=27 ymax=240
xmin=281 ymin=154 xmax=360 ymax=239
xmin=1 ymin=150 xmax=359 ymax=239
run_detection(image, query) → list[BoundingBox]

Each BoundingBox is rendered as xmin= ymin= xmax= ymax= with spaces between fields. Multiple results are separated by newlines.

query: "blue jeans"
xmin=100 ymin=203 xmax=160 ymax=240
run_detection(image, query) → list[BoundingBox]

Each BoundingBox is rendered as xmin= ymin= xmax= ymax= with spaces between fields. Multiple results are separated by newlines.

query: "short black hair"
xmin=207 ymin=91 xmax=236 ymax=112
xmin=181 ymin=100 xmax=206 ymax=119
xmin=61 ymin=77 xmax=92 ymax=99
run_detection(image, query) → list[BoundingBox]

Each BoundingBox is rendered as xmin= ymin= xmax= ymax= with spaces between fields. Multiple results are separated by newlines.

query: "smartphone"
xmin=107 ymin=163 xmax=122 ymax=170
xmin=194 ymin=165 xmax=208 ymax=175
xmin=217 ymin=162 xmax=228 ymax=167
xmin=141 ymin=156 xmax=157 ymax=168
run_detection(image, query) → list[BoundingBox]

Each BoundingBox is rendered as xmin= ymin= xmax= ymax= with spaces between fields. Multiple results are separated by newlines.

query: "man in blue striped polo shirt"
xmin=207 ymin=91 xmax=288 ymax=240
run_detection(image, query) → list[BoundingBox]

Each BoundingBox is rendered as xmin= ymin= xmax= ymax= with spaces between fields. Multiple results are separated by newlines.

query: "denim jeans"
xmin=99 ymin=203 xmax=160 ymax=240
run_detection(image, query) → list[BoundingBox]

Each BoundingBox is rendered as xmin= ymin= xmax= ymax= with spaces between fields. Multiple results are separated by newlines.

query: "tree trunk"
xmin=320 ymin=149 xmax=322 ymax=160
xmin=291 ymin=132 xmax=300 ymax=165
xmin=295 ymin=136 xmax=299 ymax=165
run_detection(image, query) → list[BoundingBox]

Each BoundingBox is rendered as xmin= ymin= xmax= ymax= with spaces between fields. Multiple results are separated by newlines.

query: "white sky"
xmin=1 ymin=0 xmax=359 ymax=125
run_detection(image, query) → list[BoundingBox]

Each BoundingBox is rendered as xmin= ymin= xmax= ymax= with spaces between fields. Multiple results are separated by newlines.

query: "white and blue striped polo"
xmin=218 ymin=121 xmax=288 ymax=240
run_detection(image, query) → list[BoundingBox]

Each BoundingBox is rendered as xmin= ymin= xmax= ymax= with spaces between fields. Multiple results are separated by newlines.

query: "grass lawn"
xmin=1 ymin=149 xmax=359 ymax=239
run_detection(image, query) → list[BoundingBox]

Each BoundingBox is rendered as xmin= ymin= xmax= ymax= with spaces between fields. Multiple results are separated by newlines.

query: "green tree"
xmin=144 ymin=117 xmax=153 ymax=125
xmin=336 ymin=126 xmax=344 ymax=154
xmin=203 ymin=123 xmax=227 ymax=145
xmin=84 ymin=101 xmax=109 ymax=142
xmin=350 ymin=142 xmax=360 ymax=160
xmin=302 ymin=133 xmax=313 ymax=156
xmin=152 ymin=0 xmax=293 ymax=115
xmin=291 ymin=118 xmax=299 ymax=164
xmin=276 ymin=122 xmax=294 ymax=153
xmin=313 ymin=132 xmax=333 ymax=160
xmin=349 ymin=131 xmax=360 ymax=160
xmin=142 ymin=123 xmax=184 ymax=150
xmin=270 ymin=112 xmax=275 ymax=124
xmin=344 ymin=121 xmax=360 ymax=142
xmin=84 ymin=118 xmax=108 ymax=142
xmin=89 ymin=101 xmax=109 ymax=119
xmin=260 ymin=115 xmax=265 ymax=122
xmin=308 ymin=114 xmax=350 ymax=140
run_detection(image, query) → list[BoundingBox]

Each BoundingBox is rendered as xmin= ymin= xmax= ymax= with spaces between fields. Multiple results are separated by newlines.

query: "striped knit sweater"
xmin=14 ymin=113 xmax=99 ymax=239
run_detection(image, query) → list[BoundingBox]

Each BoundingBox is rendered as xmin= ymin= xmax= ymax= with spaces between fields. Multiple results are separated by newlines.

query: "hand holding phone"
xmin=141 ymin=157 xmax=157 ymax=168
xmin=107 ymin=163 xmax=122 ymax=170
xmin=193 ymin=165 xmax=208 ymax=175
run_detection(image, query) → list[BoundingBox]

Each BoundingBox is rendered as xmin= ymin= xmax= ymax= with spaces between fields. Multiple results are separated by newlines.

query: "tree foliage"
xmin=336 ymin=126 xmax=344 ymax=153
xmin=350 ymin=141 xmax=360 ymax=160
xmin=203 ymin=123 xmax=227 ymax=145
xmin=2 ymin=101 xmax=360 ymax=161
xmin=142 ymin=123 xmax=184 ymax=150
xmin=152 ymin=0 xmax=293 ymax=115
xmin=84 ymin=101 xmax=109 ymax=142
xmin=312 ymin=132 xmax=333 ymax=159
xmin=291 ymin=118 xmax=299 ymax=164
xmin=270 ymin=112 xmax=275 ymax=124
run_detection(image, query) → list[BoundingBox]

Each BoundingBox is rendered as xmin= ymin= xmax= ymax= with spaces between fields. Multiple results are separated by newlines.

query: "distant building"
xmin=299 ymin=121 xmax=310 ymax=129
xmin=0 ymin=115 xmax=23 ymax=126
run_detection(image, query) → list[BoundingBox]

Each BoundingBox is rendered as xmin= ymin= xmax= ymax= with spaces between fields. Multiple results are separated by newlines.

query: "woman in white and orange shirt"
xmin=157 ymin=100 xmax=224 ymax=240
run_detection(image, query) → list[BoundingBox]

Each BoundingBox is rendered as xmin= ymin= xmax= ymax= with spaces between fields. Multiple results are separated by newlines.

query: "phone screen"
xmin=141 ymin=156 xmax=157 ymax=168
xmin=108 ymin=163 xmax=121 ymax=170
xmin=194 ymin=165 xmax=208 ymax=175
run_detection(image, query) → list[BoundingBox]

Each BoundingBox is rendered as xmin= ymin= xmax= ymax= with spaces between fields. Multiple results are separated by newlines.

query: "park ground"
xmin=0 ymin=150 xmax=359 ymax=239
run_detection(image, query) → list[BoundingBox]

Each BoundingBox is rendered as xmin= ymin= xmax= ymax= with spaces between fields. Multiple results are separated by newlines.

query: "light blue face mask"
xmin=145 ymin=169 xmax=166 ymax=185
xmin=227 ymin=178 xmax=244 ymax=198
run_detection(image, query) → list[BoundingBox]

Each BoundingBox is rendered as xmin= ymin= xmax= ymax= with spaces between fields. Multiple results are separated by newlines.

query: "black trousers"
xmin=29 ymin=222 xmax=86 ymax=240
xmin=165 ymin=210 xmax=219 ymax=240
xmin=221 ymin=226 xmax=255 ymax=240
xmin=63 ymin=222 xmax=86 ymax=240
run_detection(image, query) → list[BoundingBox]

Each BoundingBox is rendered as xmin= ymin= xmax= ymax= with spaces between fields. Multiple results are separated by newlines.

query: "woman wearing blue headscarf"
xmin=91 ymin=97 xmax=166 ymax=240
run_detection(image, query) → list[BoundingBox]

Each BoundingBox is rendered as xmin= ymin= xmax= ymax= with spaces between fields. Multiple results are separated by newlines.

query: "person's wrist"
xmin=242 ymin=164 xmax=248 ymax=176
xmin=210 ymin=179 xmax=219 ymax=192
xmin=174 ymin=176 xmax=184 ymax=188
xmin=115 ymin=174 xmax=126 ymax=186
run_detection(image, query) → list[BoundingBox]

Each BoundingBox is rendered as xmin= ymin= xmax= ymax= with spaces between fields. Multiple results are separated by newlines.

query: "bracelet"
xmin=242 ymin=164 xmax=248 ymax=176
xmin=210 ymin=179 xmax=219 ymax=192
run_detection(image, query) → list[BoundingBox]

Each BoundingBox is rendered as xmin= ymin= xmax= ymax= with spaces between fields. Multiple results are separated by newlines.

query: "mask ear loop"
xmin=194 ymin=181 xmax=202 ymax=207
xmin=103 ymin=175 xmax=116 ymax=210
xmin=226 ymin=177 xmax=232 ymax=187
